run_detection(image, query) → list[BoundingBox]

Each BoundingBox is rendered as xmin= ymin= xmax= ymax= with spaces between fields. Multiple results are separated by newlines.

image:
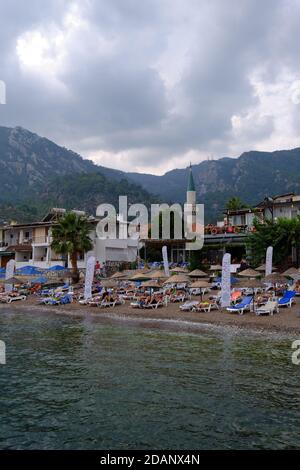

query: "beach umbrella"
xmin=264 ymin=273 xmax=287 ymax=283
xmin=190 ymin=279 xmax=212 ymax=300
xmin=110 ymin=271 xmax=127 ymax=279
xmin=130 ymin=273 xmax=152 ymax=281
xmin=289 ymin=273 xmax=300 ymax=281
xmin=256 ymin=264 xmax=277 ymax=272
xmin=214 ymin=276 xmax=239 ymax=284
xmin=48 ymin=265 xmax=65 ymax=271
xmin=138 ymin=267 xmax=152 ymax=273
xmin=16 ymin=265 xmax=40 ymax=276
xmin=31 ymin=276 xmax=48 ymax=285
xmin=256 ymin=264 xmax=266 ymax=272
xmin=101 ymin=279 xmax=117 ymax=289
xmin=237 ymin=278 xmax=264 ymax=288
xmin=141 ymin=280 xmax=162 ymax=288
xmin=188 ymin=269 xmax=207 ymax=278
xmin=149 ymin=270 xmax=167 ymax=280
xmin=238 ymin=268 xmax=260 ymax=278
xmin=164 ymin=274 xmax=191 ymax=285
xmin=209 ymin=264 xmax=222 ymax=271
xmin=141 ymin=280 xmax=163 ymax=294
xmin=170 ymin=266 xmax=188 ymax=273
xmin=282 ymin=267 xmax=299 ymax=276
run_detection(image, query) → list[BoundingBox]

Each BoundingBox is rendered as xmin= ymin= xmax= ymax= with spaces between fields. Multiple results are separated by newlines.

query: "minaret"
xmin=187 ymin=163 xmax=196 ymax=205
xmin=186 ymin=164 xmax=197 ymax=233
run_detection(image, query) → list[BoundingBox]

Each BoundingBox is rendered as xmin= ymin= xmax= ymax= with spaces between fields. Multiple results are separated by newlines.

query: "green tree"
xmin=51 ymin=212 xmax=93 ymax=283
xmin=247 ymin=216 xmax=300 ymax=266
xmin=226 ymin=197 xmax=248 ymax=211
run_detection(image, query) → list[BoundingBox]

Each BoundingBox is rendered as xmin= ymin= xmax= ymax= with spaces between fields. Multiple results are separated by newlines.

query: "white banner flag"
xmin=162 ymin=246 xmax=170 ymax=277
xmin=221 ymin=253 xmax=231 ymax=308
xmin=84 ymin=256 xmax=95 ymax=300
xmin=265 ymin=246 xmax=273 ymax=277
xmin=5 ymin=259 xmax=15 ymax=293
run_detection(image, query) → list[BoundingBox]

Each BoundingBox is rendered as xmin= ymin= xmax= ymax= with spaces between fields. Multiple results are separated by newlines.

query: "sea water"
xmin=0 ymin=310 xmax=299 ymax=449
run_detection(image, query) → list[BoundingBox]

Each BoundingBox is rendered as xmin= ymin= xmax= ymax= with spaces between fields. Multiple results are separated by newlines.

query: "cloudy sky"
xmin=0 ymin=0 xmax=300 ymax=174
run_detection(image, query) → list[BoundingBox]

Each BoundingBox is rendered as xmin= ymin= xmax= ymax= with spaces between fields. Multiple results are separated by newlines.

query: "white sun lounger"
xmin=0 ymin=295 xmax=27 ymax=304
xmin=255 ymin=301 xmax=279 ymax=316
xmin=179 ymin=301 xmax=199 ymax=311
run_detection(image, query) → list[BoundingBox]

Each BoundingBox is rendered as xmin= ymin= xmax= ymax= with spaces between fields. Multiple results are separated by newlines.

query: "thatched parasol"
xmin=141 ymin=280 xmax=163 ymax=289
xmin=188 ymin=269 xmax=207 ymax=278
xmin=101 ymin=279 xmax=117 ymax=288
xmin=164 ymin=274 xmax=191 ymax=285
xmin=256 ymin=264 xmax=277 ymax=272
xmin=237 ymin=278 xmax=264 ymax=288
xmin=190 ymin=280 xmax=212 ymax=289
xmin=149 ymin=270 xmax=167 ymax=280
xmin=190 ymin=280 xmax=212 ymax=300
xmin=256 ymin=264 xmax=266 ymax=272
xmin=209 ymin=264 xmax=222 ymax=271
xmin=110 ymin=271 xmax=127 ymax=279
xmin=264 ymin=273 xmax=287 ymax=283
xmin=289 ymin=273 xmax=300 ymax=281
xmin=170 ymin=266 xmax=188 ymax=273
xmin=282 ymin=267 xmax=299 ymax=276
xmin=238 ymin=268 xmax=260 ymax=278
xmin=130 ymin=273 xmax=152 ymax=281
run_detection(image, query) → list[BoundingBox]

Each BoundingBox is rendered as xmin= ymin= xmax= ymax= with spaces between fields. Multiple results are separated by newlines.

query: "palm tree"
xmin=51 ymin=212 xmax=93 ymax=283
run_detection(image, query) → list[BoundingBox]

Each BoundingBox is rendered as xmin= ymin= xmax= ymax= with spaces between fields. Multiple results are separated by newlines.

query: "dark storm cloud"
xmin=0 ymin=0 xmax=299 ymax=173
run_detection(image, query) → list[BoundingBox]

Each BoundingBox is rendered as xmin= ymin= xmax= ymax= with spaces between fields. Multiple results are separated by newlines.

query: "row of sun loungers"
xmin=226 ymin=291 xmax=296 ymax=315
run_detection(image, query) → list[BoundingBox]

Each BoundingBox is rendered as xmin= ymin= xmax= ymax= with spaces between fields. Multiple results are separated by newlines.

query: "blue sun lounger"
xmin=226 ymin=295 xmax=253 ymax=315
xmin=278 ymin=290 xmax=296 ymax=308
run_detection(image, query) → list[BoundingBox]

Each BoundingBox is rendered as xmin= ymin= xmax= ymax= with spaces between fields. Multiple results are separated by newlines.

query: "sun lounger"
xmin=0 ymin=295 xmax=26 ymax=304
xmin=171 ymin=294 xmax=187 ymax=303
xmin=192 ymin=303 xmax=212 ymax=313
xmin=192 ymin=301 xmax=219 ymax=312
xmin=255 ymin=300 xmax=279 ymax=316
xmin=226 ymin=296 xmax=253 ymax=315
xmin=179 ymin=301 xmax=199 ymax=311
xmin=278 ymin=290 xmax=296 ymax=308
xmin=38 ymin=294 xmax=72 ymax=305
xmin=142 ymin=302 xmax=162 ymax=309
xmin=79 ymin=295 xmax=102 ymax=305
xmin=98 ymin=299 xmax=117 ymax=308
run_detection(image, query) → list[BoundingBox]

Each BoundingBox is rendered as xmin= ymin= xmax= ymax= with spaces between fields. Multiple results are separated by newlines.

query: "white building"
xmin=0 ymin=208 xmax=139 ymax=270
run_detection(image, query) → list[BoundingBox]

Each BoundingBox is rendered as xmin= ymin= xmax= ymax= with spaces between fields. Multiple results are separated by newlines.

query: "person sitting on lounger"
xmin=149 ymin=296 xmax=158 ymax=305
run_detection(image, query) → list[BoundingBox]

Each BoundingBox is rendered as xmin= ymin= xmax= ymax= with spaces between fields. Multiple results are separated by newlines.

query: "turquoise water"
xmin=0 ymin=310 xmax=299 ymax=449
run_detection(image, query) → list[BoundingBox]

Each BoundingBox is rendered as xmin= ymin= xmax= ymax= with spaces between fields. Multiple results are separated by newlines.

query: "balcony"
xmin=32 ymin=236 xmax=52 ymax=246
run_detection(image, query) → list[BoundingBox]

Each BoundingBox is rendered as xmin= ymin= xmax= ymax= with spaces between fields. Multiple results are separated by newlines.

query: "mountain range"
xmin=1 ymin=125 xmax=300 ymax=223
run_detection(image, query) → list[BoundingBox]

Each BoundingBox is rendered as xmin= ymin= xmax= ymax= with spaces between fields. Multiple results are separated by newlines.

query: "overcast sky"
xmin=0 ymin=0 xmax=300 ymax=174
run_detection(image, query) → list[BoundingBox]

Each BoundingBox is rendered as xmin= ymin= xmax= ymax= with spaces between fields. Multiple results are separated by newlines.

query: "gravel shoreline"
xmin=2 ymin=295 xmax=300 ymax=337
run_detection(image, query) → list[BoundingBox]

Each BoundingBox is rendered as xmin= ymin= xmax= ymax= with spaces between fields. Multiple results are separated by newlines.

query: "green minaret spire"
xmin=187 ymin=163 xmax=195 ymax=192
